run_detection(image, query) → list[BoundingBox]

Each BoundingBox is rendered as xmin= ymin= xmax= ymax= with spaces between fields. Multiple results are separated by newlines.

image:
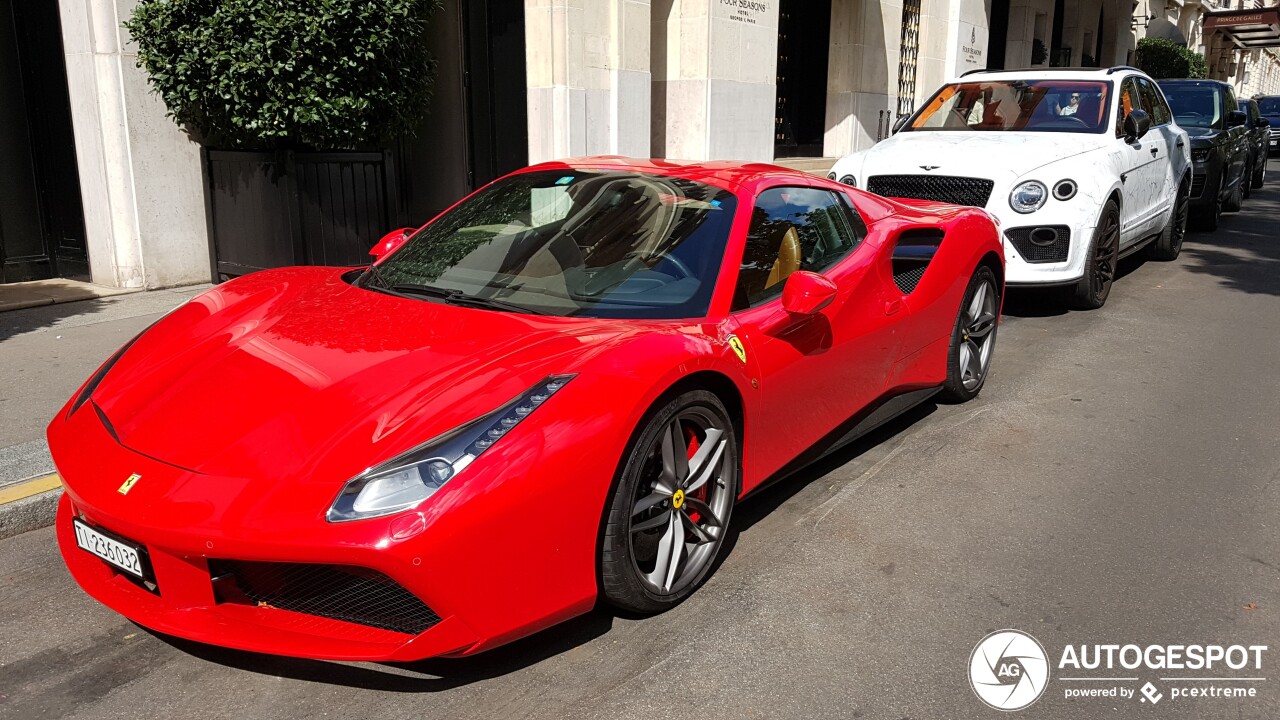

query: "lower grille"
xmin=1190 ymin=174 xmax=1208 ymax=199
xmin=867 ymin=175 xmax=995 ymax=207
xmin=1005 ymin=225 xmax=1070 ymax=264
xmin=210 ymin=560 xmax=440 ymax=636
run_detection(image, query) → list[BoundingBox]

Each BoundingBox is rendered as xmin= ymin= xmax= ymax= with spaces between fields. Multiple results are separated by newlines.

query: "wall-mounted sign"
xmin=717 ymin=0 xmax=771 ymax=26
xmin=956 ymin=21 xmax=988 ymax=71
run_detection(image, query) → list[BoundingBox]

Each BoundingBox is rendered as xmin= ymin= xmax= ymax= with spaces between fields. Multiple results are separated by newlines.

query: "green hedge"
xmin=1135 ymin=37 xmax=1208 ymax=80
xmin=126 ymin=0 xmax=441 ymax=149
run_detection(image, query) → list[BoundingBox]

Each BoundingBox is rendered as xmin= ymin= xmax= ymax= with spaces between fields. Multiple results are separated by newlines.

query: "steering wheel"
xmin=1052 ymin=115 xmax=1088 ymax=127
xmin=622 ymin=251 xmax=695 ymax=280
xmin=1177 ymin=111 xmax=1204 ymax=120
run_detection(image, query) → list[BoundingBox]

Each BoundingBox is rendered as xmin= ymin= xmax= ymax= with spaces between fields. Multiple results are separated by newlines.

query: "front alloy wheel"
xmin=1072 ymin=200 xmax=1120 ymax=310
xmin=941 ymin=265 xmax=999 ymax=402
xmin=601 ymin=390 xmax=737 ymax=613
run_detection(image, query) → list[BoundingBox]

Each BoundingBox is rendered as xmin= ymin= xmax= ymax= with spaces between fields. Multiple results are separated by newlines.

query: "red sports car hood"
xmin=92 ymin=267 xmax=638 ymax=482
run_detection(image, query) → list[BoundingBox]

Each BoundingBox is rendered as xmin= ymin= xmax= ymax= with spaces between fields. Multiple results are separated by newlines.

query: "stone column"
xmin=57 ymin=0 xmax=210 ymax=289
xmin=525 ymin=0 xmax=652 ymax=164
xmin=823 ymin=0 xmax=897 ymax=157
xmin=653 ymin=0 xmax=778 ymax=162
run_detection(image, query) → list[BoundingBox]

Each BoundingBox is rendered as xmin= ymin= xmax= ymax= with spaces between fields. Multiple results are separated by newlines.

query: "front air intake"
xmin=210 ymin=560 xmax=441 ymax=636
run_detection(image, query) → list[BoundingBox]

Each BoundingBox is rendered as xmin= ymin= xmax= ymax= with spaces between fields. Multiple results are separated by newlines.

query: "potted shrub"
xmin=126 ymin=0 xmax=441 ymax=278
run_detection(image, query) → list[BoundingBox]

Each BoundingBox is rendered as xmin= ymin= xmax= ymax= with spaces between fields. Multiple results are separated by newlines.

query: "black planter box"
xmin=205 ymin=149 xmax=403 ymax=280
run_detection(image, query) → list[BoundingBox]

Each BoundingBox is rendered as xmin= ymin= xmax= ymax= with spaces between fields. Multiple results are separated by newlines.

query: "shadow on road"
xmin=1181 ymin=171 xmax=1280 ymax=297
xmin=0 ymin=297 xmax=108 ymax=342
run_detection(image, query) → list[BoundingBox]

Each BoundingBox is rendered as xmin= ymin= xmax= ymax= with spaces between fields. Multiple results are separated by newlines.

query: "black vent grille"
xmin=210 ymin=560 xmax=440 ymax=636
xmin=893 ymin=265 xmax=927 ymax=293
xmin=1005 ymin=225 xmax=1071 ymax=264
xmin=1190 ymin=174 xmax=1208 ymax=199
xmin=867 ymin=175 xmax=995 ymax=207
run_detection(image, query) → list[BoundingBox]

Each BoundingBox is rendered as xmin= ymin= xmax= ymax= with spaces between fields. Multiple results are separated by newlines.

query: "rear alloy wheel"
xmin=1072 ymin=200 xmax=1120 ymax=310
xmin=1150 ymin=177 xmax=1189 ymax=261
xmin=940 ymin=265 xmax=999 ymax=403
xmin=1195 ymin=175 xmax=1223 ymax=231
xmin=601 ymin=390 xmax=737 ymax=614
xmin=1252 ymin=155 xmax=1267 ymax=189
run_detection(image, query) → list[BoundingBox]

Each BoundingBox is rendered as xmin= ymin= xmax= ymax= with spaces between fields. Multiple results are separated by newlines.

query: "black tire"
xmin=1150 ymin=176 xmax=1189 ymax=261
xmin=601 ymin=390 xmax=738 ymax=614
xmin=940 ymin=265 xmax=1000 ymax=403
xmin=1252 ymin=155 xmax=1267 ymax=189
xmin=1243 ymin=160 xmax=1253 ymax=199
xmin=1224 ymin=175 xmax=1243 ymax=212
xmin=1072 ymin=200 xmax=1120 ymax=310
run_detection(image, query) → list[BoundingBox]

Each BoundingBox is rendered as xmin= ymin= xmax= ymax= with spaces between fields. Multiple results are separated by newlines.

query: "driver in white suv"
xmin=829 ymin=66 xmax=1191 ymax=310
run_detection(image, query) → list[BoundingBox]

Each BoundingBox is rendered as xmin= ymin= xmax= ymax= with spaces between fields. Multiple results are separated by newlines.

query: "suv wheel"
xmin=1150 ymin=177 xmax=1189 ymax=261
xmin=1071 ymin=200 xmax=1120 ymax=310
xmin=1253 ymin=155 xmax=1267 ymax=189
xmin=1224 ymin=175 xmax=1244 ymax=212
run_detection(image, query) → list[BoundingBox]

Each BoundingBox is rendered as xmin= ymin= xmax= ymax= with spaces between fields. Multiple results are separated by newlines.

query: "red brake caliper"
xmin=684 ymin=425 xmax=703 ymax=523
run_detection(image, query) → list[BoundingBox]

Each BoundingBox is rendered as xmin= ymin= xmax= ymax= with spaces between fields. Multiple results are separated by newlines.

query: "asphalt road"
xmin=3 ymin=164 xmax=1278 ymax=719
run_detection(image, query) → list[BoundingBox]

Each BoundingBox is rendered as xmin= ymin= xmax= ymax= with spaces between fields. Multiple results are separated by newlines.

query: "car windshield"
xmin=1162 ymin=85 xmax=1223 ymax=129
xmin=907 ymin=80 xmax=1111 ymax=133
xmin=1258 ymin=97 xmax=1280 ymax=115
xmin=367 ymin=169 xmax=738 ymax=319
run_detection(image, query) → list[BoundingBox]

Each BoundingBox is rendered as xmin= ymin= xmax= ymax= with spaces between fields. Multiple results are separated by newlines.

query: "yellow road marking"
xmin=0 ymin=474 xmax=63 ymax=505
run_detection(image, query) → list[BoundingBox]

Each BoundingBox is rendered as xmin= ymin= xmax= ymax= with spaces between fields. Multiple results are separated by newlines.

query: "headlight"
xmin=1009 ymin=180 xmax=1048 ymax=214
xmin=839 ymin=175 xmax=857 ymax=187
xmin=827 ymin=172 xmax=837 ymax=180
xmin=326 ymin=374 xmax=575 ymax=522
xmin=1191 ymin=148 xmax=1210 ymax=162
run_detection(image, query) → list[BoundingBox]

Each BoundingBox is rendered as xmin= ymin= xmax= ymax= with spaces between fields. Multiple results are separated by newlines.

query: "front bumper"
xmin=49 ymin=402 xmax=600 ymax=662
xmin=993 ymin=207 xmax=1096 ymax=286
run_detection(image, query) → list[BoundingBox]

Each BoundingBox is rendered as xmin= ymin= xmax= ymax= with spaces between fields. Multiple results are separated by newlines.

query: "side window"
xmin=733 ymin=187 xmax=862 ymax=309
xmin=1137 ymin=78 xmax=1170 ymax=125
xmin=1225 ymin=86 xmax=1239 ymax=112
xmin=1116 ymin=79 xmax=1142 ymax=137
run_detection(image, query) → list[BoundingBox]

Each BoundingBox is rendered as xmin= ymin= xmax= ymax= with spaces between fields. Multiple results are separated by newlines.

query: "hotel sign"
xmin=956 ymin=22 xmax=988 ymax=71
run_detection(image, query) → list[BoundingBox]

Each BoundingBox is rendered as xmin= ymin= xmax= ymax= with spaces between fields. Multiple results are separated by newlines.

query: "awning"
xmin=1203 ymin=7 xmax=1280 ymax=49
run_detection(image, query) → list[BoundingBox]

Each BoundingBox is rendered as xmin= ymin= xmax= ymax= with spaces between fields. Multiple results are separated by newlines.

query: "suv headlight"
xmin=326 ymin=374 xmax=575 ymax=522
xmin=1009 ymin=180 xmax=1048 ymax=214
xmin=1191 ymin=148 xmax=1210 ymax=162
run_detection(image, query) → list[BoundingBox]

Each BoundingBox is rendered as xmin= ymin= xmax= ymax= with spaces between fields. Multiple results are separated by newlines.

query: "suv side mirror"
xmin=1123 ymin=109 xmax=1152 ymax=141
xmin=1227 ymin=110 xmax=1247 ymax=128
xmin=371 ymin=227 xmax=414 ymax=261
xmin=781 ymin=271 xmax=838 ymax=315
xmin=892 ymin=115 xmax=911 ymax=135
xmin=1255 ymin=116 xmax=1271 ymax=129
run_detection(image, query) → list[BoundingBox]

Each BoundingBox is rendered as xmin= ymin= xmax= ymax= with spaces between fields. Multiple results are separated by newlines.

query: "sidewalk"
xmin=0 ymin=283 xmax=209 ymax=537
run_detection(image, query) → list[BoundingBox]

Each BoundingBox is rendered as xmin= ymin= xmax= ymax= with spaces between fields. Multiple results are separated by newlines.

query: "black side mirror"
xmin=1227 ymin=110 xmax=1247 ymax=128
xmin=1255 ymin=116 xmax=1271 ymax=129
xmin=1123 ymin=109 xmax=1152 ymax=141
xmin=892 ymin=115 xmax=910 ymax=135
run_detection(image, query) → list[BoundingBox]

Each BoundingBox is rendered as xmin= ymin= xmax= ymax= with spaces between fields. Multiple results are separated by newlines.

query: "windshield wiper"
xmin=388 ymin=284 xmax=549 ymax=315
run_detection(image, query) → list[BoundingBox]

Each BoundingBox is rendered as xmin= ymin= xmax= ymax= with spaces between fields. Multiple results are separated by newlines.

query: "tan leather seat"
xmin=765 ymin=226 xmax=802 ymax=288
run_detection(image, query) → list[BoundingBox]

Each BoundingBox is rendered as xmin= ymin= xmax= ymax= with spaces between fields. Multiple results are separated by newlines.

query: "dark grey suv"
xmin=1159 ymin=79 xmax=1250 ymax=230
xmin=1242 ymin=99 xmax=1269 ymax=194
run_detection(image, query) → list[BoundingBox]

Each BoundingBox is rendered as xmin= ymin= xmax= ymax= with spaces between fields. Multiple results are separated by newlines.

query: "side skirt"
xmin=740 ymin=386 xmax=940 ymax=501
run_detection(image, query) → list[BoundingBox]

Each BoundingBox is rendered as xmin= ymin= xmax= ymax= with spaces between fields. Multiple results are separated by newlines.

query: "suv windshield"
xmin=1162 ymin=85 xmax=1223 ymax=129
xmin=908 ymin=80 xmax=1111 ymax=133
xmin=366 ymin=169 xmax=738 ymax=319
xmin=1258 ymin=97 xmax=1280 ymax=115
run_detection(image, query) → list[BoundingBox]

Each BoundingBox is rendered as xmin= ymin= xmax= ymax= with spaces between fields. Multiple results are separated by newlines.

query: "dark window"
xmin=1137 ymin=77 xmax=1171 ymax=125
xmin=1116 ymin=78 xmax=1143 ymax=137
xmin=734 ymin=187 xmax=862 ymax=309
xmin=1162 ymin=84 xmax=1225 ymax=129
xmin=1225 ymin=85 xmax=1239 ymax=112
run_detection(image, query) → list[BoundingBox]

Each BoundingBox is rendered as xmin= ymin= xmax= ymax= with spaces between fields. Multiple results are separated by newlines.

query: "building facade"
xmin=2 ymin=0 xmax=1171 ymax=290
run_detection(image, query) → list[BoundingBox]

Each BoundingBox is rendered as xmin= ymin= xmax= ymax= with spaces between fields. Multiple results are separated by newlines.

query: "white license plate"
xmin=73 ymin=518 xmax=147 ymax=579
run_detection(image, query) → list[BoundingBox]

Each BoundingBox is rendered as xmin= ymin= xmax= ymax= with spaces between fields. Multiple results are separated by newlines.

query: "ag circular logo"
xmin=969 ymin=629 xmax=1051 ymax=711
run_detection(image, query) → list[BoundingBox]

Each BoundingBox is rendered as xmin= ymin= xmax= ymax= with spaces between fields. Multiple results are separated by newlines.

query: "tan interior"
xmin=765 ymin=226 xmax=802 ymax=289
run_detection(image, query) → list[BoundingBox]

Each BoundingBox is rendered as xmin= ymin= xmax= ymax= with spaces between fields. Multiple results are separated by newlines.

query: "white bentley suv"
xmin=829 ymin=66 xmax=1191 ymax=309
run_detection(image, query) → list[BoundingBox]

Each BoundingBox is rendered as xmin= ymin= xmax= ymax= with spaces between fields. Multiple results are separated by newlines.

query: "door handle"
xmin=885 ymin=299 xmax=903 ymax=315
xmin=1176 ymin=138 xmax=1185 ymax=148
xmin=1150 ymin=148 xmax=1159 ymax=156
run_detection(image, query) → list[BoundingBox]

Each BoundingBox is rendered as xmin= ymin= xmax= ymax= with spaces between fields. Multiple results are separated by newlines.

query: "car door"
xmin=1115 ymin=78 xmax=1162 ymax=243
xmin=728 ymin=184 xmax=903 ymax=482
xmin=1223 ymin=86 xmax=1249 ymax=192
xmin=1136 ymin=77 xmax=1175 ymax=231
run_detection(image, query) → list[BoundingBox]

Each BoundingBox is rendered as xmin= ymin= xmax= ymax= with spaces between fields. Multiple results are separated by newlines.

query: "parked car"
xmin=49 ymin=157 xmax=1004 ymax=661
xmin=829 ymin=66 xmax=1191 ymax=310
xmin=1259 ymin=95 xmax=1280 ymax=156
xmin=1242 ymin=99 xmax=1269 ymax=195
xmin=1158 ymin=79 xmax=1250 ymax=230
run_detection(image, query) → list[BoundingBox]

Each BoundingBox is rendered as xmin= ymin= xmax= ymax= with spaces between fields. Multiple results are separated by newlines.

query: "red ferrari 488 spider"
xmin=50 ymin=157 xmax=1003 ymax=661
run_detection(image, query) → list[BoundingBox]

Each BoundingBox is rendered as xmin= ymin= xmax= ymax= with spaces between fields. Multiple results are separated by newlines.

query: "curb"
xmin=0 ymin=474 xmax=62 ymax=540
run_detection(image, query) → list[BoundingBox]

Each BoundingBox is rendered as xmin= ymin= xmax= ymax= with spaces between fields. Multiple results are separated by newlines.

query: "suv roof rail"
xmin=1106 ymin=65 xmax=1142 ymax=75
xmin=960 ymin=66 xmax=1123 ymax=78
xmin=960 ymin=68 xmax=991 ymax=77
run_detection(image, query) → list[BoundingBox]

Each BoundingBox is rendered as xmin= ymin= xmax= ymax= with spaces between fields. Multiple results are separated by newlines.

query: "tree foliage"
xmin=1136 ymin=37 xmax=1208 ymax=80
xmin=125 ymin=0 xmax=441 ymax=149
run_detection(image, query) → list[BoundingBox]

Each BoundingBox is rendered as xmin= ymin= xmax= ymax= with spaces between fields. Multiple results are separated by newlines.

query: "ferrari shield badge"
xmin=118 ymin=473 xmax=141 ymax=495
xmin=728 ymin=336 xmax=747 ymax=364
